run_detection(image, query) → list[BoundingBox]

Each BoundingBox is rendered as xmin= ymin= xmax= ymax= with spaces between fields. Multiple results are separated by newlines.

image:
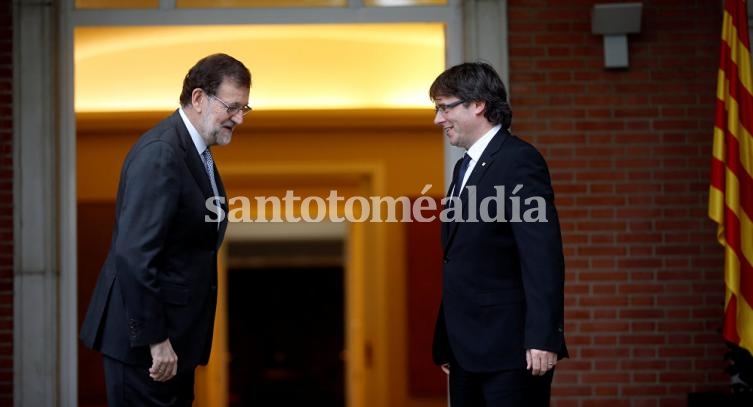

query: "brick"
xmin=632 ymin=347 xmax=658 ymax=358
xmin=588 ymin=184 xmax=615 ymax=194
xmin=619 ymin=335 xmax=666 ymax=345
xmin=581 ymin=372 xmax=630 ymax=383
xmin=659 ymin=347 xmax=708 ymax=358
xmin=552 ymin=385 xmax=594 ymax=397
xmin=591 ymin=284 xmax=616 ymax=295
xmin=592 ymin=309 xmax=618 ymax=319
xmin=619 ymin=308 xmax=664 ymax=319
xmin=583 ymin=400 xmax=630 ymax=407
xmin=593 ymin=335 xmax=618 ymax=345
xmin=578 ymin=296 xmax=629 ymax=307
xmin=634 ymin=372 xmax=659 ymax=383
xmin=580 ymin=322 xmax=630 ymax=333
xmin=622 ymin=385 xmax=668 ymax=396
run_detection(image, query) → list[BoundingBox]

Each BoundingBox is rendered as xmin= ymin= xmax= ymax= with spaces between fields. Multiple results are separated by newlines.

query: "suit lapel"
xmin=173 ymin=111 xmax=225 ymax=243
xmin=172 ymin=112 xmax=216 ymax=200
xmin=442 ymin=128 xmax=511 ymax=253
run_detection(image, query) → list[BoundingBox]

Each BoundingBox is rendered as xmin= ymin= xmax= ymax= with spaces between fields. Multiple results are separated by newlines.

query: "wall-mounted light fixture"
xmin=591 ymin=2 xmax=643 ymax=69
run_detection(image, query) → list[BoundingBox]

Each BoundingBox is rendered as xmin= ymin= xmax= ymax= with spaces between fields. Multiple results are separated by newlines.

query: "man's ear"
xmin=191 ymin=88 xmax=205 ymax=112
xmin=472 ymin=100 xmax=486 ymax=116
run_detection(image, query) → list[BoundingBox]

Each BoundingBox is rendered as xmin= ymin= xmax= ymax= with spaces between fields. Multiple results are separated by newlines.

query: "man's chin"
xmin=215 ymin=135 xmax=232 ymax=146
xmin=214 ymin=128 xmax=234 ymax=146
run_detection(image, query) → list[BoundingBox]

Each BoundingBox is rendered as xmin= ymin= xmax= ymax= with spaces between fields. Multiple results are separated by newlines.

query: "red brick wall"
xmin=508 ymin=1 xmax=728 ymax=405
xmin=0 ymin=0 xmax=11 ymax=405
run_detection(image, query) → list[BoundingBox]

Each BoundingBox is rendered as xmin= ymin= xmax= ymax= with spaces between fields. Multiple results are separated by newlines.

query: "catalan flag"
xmin=710 ymin=0 xmax=753 ymax=353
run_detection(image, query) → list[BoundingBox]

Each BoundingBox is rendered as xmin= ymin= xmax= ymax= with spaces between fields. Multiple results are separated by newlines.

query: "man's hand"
xmin=149 ymin=338 xmax=178 ymax=382
xmin=526 ymin=348 xmax=557 ymax=376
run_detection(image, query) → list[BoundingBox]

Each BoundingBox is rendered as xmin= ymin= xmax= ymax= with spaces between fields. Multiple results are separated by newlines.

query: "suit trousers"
xmin=103 ymin=356 xmax=195 ymax=407
xmin=448 ymin=357 xmax=554 ymax=407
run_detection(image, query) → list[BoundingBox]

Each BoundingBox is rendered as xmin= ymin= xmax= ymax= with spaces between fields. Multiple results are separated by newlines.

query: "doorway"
xmin=228 ymin=265 xmax=345 ymax=406
xmin=226 ymin=236 xmax=345 ymax=405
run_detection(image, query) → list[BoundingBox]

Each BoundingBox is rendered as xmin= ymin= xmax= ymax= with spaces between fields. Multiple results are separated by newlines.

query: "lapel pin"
xmin=481 ymin=162 xmax=486 ymax=167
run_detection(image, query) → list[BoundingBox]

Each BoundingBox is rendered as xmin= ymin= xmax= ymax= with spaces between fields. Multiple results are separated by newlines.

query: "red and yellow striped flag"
xmin=710 ymin=0 xmax=753 ymax=353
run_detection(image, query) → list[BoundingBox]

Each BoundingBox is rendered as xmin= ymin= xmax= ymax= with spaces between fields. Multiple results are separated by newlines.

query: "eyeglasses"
xmin=434 ymin=100 xmax=466 ymax=114
xmin=208 ymin=94 xmax=252 ymax=117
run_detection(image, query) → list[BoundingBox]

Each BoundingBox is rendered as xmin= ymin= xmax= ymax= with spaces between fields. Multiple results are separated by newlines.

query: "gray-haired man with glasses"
xmin=80 ymin=53 xmax=251 ymax=407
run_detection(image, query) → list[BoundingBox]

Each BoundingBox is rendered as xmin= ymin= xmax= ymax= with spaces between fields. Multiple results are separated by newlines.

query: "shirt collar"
xmin=466 ymin=124 xmax=502 ymax=162
xmin=178 ymin=107 xmax=208 ymax=155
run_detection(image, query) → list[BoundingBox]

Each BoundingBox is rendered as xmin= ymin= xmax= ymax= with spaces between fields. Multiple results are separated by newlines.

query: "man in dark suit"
xmin=431 ymin=62 xmax=567 ymax=406
xmin=80 ymin=53 xmax=251 ymax=406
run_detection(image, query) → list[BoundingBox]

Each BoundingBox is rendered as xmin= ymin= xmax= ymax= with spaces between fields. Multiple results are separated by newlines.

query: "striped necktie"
xmin=202 ymin=148 xmax=221 ymax=227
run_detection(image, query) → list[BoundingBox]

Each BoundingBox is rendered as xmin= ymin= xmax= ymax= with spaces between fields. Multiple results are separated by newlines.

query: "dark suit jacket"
xmin=433 ymin=128 xmax=567 ymax=372
xmin=80 ymin=110 xmax=228 ymax=371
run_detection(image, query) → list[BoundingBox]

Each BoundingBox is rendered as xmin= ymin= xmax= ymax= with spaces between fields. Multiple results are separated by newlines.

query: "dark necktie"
xmin=201 ymin=148 xmax=221 ymax=227
xmin=447 ymin=153 xmax=471 ymax=209
xmin=453 ymin=153 xmax=471 ymax=197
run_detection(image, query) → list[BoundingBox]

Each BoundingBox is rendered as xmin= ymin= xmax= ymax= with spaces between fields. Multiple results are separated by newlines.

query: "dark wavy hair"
xmin=179 ymin=53 xmax=251 ymax=107
xmin=429 ymin=62 xmax=512 ymax=130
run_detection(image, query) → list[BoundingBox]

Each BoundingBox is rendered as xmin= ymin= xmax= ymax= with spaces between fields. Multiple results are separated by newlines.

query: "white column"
xmin=463 ymin=0 xmax=510 ymax=85
xmin=444 ymin=0 xmax=509 ymax=190
xmin=13 ymin=0 xmax=63 ymax=406
xmin=59 ymin=0 xmax=78 ymax=406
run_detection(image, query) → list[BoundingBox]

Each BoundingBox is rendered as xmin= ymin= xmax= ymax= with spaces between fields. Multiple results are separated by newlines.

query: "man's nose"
xmin=434 ymin=111 xmax=445 ymax=125
xmin=231 ymin=112 xmax=244 ymax=125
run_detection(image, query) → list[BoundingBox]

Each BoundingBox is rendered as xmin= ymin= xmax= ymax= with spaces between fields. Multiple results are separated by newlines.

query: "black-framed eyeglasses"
xmin=434 ymin=100 xmax=466 ymax=114
xmin=208 ymin=94 xmax=252 ymax=117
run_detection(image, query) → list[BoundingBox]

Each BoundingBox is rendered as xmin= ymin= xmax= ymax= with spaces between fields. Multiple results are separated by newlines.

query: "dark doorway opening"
xmin=227 ymin=265 xmax=345 ymax=407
